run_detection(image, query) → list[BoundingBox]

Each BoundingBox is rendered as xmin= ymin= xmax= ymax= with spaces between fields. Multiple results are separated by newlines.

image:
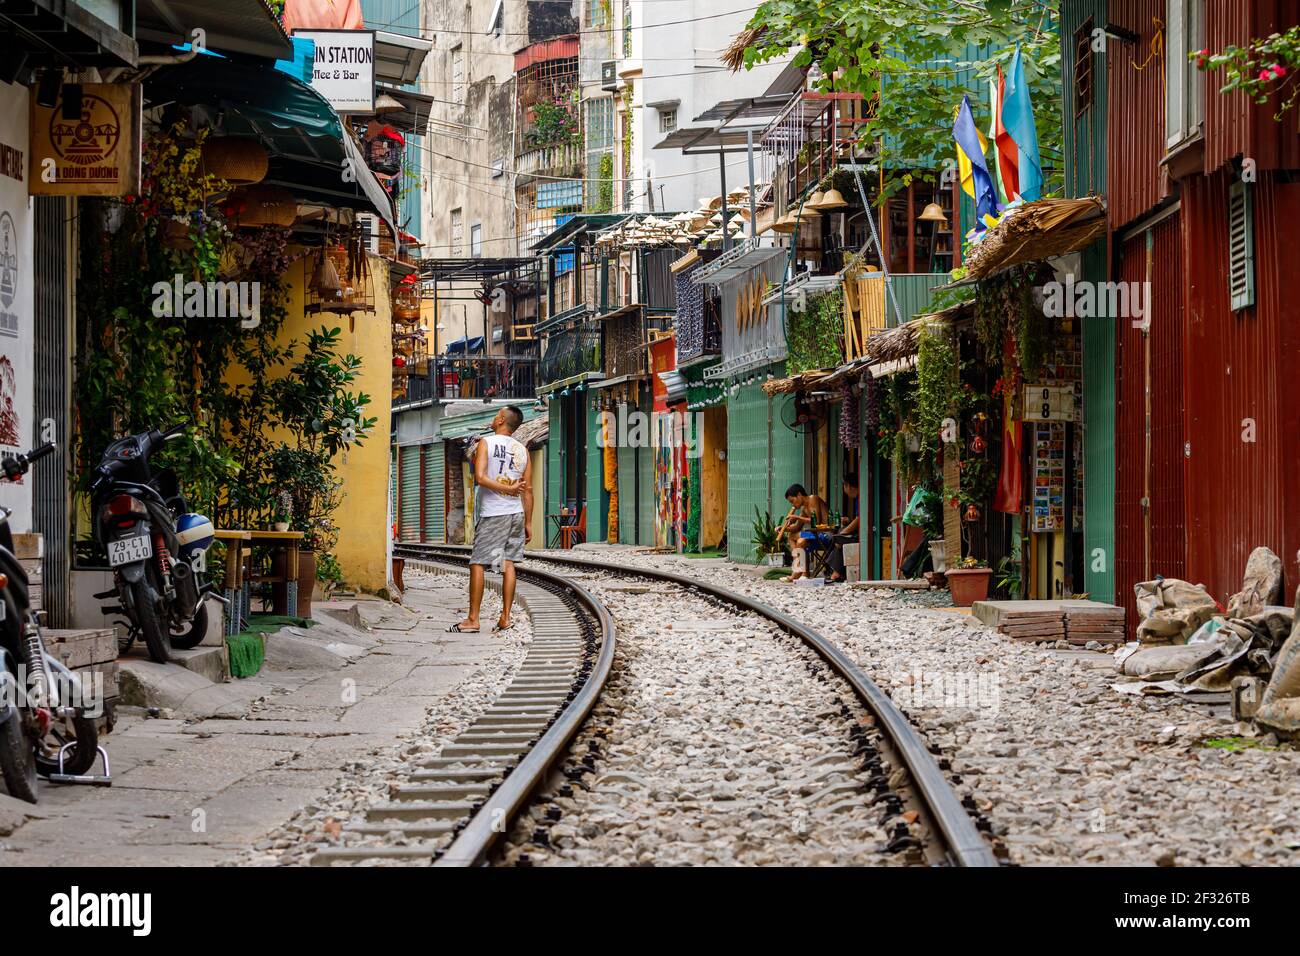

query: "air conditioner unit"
xmin=601 ymin=60 xmax=618 ymax=92
xmin=356 ymin=213 xmax=381 ymax=254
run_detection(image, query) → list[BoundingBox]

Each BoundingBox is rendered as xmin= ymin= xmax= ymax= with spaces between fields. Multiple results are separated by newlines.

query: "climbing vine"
xmin=786 ymin=289 xmax=843 ymax=373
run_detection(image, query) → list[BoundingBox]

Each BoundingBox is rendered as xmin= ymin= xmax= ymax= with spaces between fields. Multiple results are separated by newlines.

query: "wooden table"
xmin=246 ymin=531 xmax=305 ymax=617
xmin=214 ymin=530 xmax=252 ymax=635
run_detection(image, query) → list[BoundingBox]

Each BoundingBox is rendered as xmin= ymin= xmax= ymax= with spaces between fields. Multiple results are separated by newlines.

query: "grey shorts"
xmin=471 ymin=513 xmax=526 ymax=566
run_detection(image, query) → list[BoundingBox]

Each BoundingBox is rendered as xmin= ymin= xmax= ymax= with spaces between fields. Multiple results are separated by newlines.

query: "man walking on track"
xmin=451 ymin=405 xmax=533 ymax=633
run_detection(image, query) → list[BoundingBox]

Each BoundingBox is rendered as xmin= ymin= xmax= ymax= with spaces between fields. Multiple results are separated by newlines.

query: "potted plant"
xmin=996 ymin=551 xmax=1023 ymax=599
xmin=752 ymin=507 xmax=785 ymax=566
xmin=947 ymin=556 xmax=993 ymax=606
xmin=271 ymin=490 xmax=292 ymax=531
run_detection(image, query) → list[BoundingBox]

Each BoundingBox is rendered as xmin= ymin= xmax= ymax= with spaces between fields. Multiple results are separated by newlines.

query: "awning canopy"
xmin=374 ymin=30 xmax=432 ymax=85
xmin=445 ymin=335 xmax=485 ymax=354
xmin=375 ymin=84 xmax=433 ymax=135
xmin=0 ymin=0 xmax=138 ymax=68
xmin=146 ymin=54 xmax=395 ymax=233
xmin=137 ymin=0 xmax=292 ymax=60
xmin=962 ymin=197 xmax=1107 ymax=282
xmin=533 ymin=214 xmax=633 ymax=253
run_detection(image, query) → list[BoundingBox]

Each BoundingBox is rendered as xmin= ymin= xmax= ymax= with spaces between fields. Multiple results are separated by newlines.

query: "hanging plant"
xmin=787 ymin=288 xmax=843 ymax=373
xmin=837 ymin=379 xmax=858 ymax=448
xmin=914 ymin=322 xmax=960 ymax=462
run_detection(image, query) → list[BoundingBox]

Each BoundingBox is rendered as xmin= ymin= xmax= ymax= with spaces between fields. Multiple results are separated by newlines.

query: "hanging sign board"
xmin=29 ymin=83 xmax=140 ymax=197
xmin=294 ymin=30 xmax=376 ymax=113
xmin=1022 ymin=384 xmax=1074 ymax=422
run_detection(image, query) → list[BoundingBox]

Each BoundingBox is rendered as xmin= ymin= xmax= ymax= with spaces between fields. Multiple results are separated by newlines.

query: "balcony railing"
xmin=395 ymin=357 xmax=539 ymax=407
xmin=539 ymin=326 xmax=601 ymax=385
xmin=515 ymin=142 xmax=583 ymax=186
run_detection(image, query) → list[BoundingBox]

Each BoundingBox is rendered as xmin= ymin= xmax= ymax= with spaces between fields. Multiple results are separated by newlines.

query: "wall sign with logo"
xmin=29 ymin=82 xmax=140 ymax=197
xmin=294 ymin=30 xmax=376 ymax=113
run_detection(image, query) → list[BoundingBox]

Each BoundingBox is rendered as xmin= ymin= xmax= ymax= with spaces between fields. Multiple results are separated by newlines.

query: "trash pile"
xmin=1114 ymin=547 xmax=1300 ymax=737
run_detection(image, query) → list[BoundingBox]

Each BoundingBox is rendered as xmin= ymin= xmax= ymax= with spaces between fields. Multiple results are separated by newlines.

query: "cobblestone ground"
xmin=540 ymin=548 xmax=1300 ymax=866
xmin=496 ymin=577 xmax=914 ymax=866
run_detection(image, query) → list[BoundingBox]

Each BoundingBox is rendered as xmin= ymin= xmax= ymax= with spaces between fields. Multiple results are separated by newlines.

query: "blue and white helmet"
xmin=175 ymin=513 xmax=215 ymax=557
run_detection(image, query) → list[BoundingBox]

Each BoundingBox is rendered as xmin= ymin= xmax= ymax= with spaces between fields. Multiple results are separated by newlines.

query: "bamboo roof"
xmin=963 ymin=196 xmax=1106 ymax=281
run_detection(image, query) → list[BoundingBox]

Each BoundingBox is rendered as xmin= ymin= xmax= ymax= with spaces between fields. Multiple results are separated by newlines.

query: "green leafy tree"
xmin=737 ymin=0 xmax=1062 ymax=199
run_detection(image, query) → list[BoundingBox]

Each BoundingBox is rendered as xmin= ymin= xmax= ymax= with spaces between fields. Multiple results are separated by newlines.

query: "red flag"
xmin=993 ymin=65 xmax=1020 ymax=202
xmin=993 ymin=333 xmax=1022 ymax=514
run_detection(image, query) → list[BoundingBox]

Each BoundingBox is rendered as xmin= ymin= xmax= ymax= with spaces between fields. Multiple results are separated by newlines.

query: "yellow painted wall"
xmin=279 ymin=254 xmax=393 ymax=591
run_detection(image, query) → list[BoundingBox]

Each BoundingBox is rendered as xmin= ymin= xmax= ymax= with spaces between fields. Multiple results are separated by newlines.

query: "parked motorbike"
xmin=89 ymin=424 xmax=217 ymax=663
xmin=0 ymin=442 xmax=103 ymax=802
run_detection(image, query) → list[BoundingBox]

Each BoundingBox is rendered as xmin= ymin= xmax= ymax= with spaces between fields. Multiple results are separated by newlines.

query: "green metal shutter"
xmin=1228 ymin=181 xmax=1255 ymax=311
xmin=424 ymin=442 xmax=446 ymax=543
xmin=399 ymin=445 xmax=421 ymax=542
xmin=618 ymin=440 xmax=636 ymax=545
xmin=546 ymin=401 xmax=563 ymax=542
xmin=1081 ymin=239 xmax=1116 ymax=602
xmin=585 ymin=402 xmax=606 ymax=543
xmin=727 ymin=379 xmax=772 ymax=562
xmin=637 ymin=396 xmax=654 ymax=546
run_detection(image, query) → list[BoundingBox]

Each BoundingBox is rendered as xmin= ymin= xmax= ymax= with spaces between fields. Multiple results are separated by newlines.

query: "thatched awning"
xmin=762 ymin=368 xmax=832 ymax=396
xmin=963 ymin=196 xmax=1106 ymax=281
xmin=722 ymin=25 xmax=768 ymax=72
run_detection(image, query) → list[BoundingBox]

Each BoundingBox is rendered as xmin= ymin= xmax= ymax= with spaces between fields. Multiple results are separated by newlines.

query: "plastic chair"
xmin=560 ymin=505 xmax=587 ymax=549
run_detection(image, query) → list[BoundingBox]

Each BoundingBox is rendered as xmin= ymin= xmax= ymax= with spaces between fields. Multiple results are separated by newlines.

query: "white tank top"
xmin=478 ymin=433 xmax=527 ymax=517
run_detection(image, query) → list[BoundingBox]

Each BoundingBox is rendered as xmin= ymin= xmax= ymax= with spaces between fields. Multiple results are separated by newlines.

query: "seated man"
xmin=777 ymin=483 xmax=828 ymax=581
xmin=826 ymin=477 xmax=861 ymax=583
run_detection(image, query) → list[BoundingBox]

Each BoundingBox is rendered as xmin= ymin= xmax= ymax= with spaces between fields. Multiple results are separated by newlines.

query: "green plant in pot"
xmin=751 ymin=507 xmax=785 ymax=565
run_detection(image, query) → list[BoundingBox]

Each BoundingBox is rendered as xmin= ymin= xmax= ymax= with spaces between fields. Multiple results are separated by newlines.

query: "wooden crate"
xmin=12 ymin=532 xmax=42 ymax=618
xmin=45 ymin=628 xmax=119 ymax=731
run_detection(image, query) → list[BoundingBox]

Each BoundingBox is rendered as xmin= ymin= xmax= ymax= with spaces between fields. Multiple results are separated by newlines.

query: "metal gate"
xmin=424 ymin=442 xmax=446 ymax=543
xmin=32 ymin=197 xmax=69 ymax=626
xmin=398 ymin=445 xmax=422 ymax=542
xmin=1115 ymin=215 xmax=1186 ymax=629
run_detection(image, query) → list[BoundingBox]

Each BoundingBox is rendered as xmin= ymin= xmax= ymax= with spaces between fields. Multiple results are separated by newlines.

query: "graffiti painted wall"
xmin=0 ymin=82 xmax=33 ymax=531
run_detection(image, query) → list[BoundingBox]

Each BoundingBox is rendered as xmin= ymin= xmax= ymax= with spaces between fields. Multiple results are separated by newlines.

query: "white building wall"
xmin=619 ymin=0 xmax=788 ymax=215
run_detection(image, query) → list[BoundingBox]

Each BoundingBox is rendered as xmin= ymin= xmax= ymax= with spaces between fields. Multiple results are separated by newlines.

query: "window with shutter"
xmin=1228 ymin=181 xmax=1255 ymax=311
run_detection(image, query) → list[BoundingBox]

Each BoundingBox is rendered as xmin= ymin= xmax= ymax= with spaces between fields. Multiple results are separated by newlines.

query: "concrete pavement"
xmin=0 ymin=575 xmax=509 ymax=866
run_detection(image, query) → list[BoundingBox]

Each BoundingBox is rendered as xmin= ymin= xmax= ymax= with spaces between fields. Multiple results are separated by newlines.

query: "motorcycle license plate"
xmin=108 ymin=535 xmax=153 ymax=567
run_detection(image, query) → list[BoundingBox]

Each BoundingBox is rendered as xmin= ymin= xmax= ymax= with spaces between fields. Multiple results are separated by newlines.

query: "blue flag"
xmin=953 ymin=95 xmax=1001 ymax=225
xmin=1002 ymin=45 xmax=1043 ymax=202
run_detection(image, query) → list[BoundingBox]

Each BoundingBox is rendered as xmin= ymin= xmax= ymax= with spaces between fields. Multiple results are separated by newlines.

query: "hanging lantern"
xmin=964 ymin=504 xmax=981 ymax=523
xmin=970 ymin=435 xmax=987 ymax=455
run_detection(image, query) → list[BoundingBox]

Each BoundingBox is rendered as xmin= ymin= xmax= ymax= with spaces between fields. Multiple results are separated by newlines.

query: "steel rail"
xmin=404 ymin=544 xmax=997 ymax=868
xmin=401 ymin=552 xmax=617 ymax=868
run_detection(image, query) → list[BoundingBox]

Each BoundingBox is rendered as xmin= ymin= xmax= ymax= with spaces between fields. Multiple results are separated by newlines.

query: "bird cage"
xmin=306 ymin=227 xmax=375 ymax=319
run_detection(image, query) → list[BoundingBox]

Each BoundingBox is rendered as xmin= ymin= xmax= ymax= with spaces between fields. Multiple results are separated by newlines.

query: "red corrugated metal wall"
xmin=1106 ymin=0 xmax=1168 ymax=228
xmin=1203 ymin=1 xmax=1300 ymax=175
xmin=1183 ymin=171 xmax=1300 ymax=601
xmin=1114 ymin=214 xmax=1187 ymax=628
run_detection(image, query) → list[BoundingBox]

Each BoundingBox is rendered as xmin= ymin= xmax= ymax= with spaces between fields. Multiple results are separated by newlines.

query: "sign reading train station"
xmin=29 ymin=83 xmax=140 ymax=197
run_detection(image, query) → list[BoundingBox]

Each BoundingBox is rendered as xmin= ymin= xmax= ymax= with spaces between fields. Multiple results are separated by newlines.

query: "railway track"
xmin=308 ymin=554 xmax=614 ymax=866
xmin=357 ymin=543 xmax=998 ymax=868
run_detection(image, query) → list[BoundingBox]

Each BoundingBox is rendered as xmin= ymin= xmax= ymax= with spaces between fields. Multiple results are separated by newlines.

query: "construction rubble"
xmin=1114 ymin=547 xmax=1300 ymax=738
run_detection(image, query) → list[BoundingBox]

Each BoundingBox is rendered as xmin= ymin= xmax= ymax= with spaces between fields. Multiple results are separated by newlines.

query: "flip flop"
xmin=447 ymin=622 xmax=480 ymax=633
xmin=493 ymin=620 xmax=514 ymax=633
